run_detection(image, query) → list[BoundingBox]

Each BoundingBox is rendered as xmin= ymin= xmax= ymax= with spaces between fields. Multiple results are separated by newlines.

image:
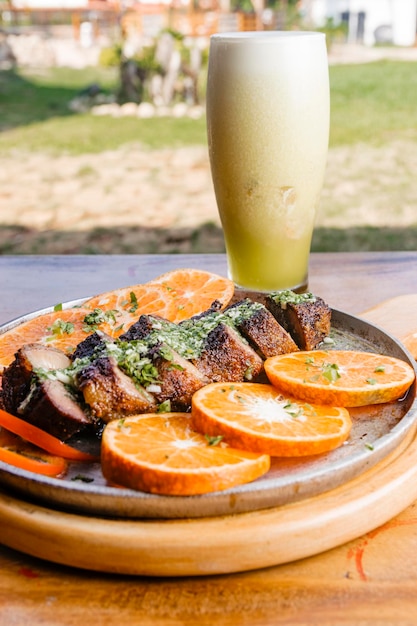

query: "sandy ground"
xmin=1 ymin=140 xmax=416 ymax=234
xmin=0 ymin=146 xmax=217 ymax=232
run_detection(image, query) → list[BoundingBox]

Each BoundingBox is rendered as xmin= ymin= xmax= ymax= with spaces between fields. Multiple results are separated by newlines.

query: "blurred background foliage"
xmin=0 ymin=0 xmax=416 ymax=254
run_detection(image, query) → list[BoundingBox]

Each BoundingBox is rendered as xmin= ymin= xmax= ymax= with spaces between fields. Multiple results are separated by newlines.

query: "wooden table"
xmin=1 ymin=252 xmax=417 ymax=625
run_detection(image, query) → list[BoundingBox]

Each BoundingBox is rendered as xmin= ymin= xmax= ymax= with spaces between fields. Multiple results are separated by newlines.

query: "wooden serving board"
xmin=1 ymin=423 xmax=417 ymax=577
xmin=0 ymin=296 xmax=416 ymax=577
xmin=361 ymin=294 xmax=417 ymax=360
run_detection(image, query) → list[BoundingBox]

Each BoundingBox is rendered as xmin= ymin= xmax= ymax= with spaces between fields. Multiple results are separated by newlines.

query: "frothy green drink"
xmin=206 ymin=32 xmax=330 ymax=292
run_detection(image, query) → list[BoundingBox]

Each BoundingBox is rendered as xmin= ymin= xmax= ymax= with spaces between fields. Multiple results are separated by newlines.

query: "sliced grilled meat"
xmin=148 ymin=344 xmax=209 ymax=410
xmin=119 ymin=314 xmax=174 ymax=342
xmin=2 ymin=343 xmax=72 ymax=415
xmin=225 ymin=299 xmax=299 ymax=358
xmin=185 ymin=299 xmax=223 ymax=322
xmin=16 ymin=378 xmax=94 ymax=440
xmin=2 ymin=290 xmax=333 ymax=443
xmin=78 ymin=356 xmax=157 ymax=422
xmin=266 ymin=293 xmax=331 ymax=350
xmin=70 ymin=331 xmax=113 ymax=361
xmin=193 ymin=323 xmax=263 ymax=383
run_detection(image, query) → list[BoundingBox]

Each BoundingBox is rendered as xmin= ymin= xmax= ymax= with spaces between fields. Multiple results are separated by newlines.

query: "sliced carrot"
xmin=0 ymin=409 xmax=98 ymax=462
xmin=0 ymin=430 xmax=67 ymax=477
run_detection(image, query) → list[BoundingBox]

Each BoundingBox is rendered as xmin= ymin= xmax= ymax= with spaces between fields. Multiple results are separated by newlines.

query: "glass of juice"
xmin=206 ymin=31 xmax=330 ymax=292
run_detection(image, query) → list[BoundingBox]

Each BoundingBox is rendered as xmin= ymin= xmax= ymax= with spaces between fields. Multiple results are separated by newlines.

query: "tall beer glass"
xmin=206 ymin=32 xmax=330 ymax=292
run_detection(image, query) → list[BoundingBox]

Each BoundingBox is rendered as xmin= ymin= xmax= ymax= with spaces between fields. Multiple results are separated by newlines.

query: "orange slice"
xmin=101 ymin=412 xmax=270 ymax=495
xmin=0 ymin=308 xmax=106 ymax=371
xmin=0 ymin=268 xmax=234 ymax=372
xmin=191 ymin=383 xmax=352 ymax=457
xmin=264 ymin=350 xmax=416 ymax=408
xmin=150 ymin=268 xmax=235 ymax=322
xmin=83 ymin=283 xmax=176 ymax=334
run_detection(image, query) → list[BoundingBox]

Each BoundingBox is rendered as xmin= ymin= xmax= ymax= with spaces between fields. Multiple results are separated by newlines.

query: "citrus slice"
xmin=101 ymin=412 xmax=270 ymax=495
xmin=83 ymin=283 xmax=176 ymax=333
xmin=191 ymin=383 xmax=352 ymax=457
xmin=264 ymin=350 xmax=416 ymax=408
xmin=150 ymin=268 xmax=235 ymax=322
xmin=0 ymin=308 xmax=105 ymax=371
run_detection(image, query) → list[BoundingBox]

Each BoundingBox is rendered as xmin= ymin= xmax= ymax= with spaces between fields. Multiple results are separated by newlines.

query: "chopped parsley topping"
xmin=269 ymin=290 xmax=317 ymax=309
xmin=157 ymin=400 xmax=171 ymax=413
xmin=82 ymin=308 xmax=119 ymax=332
xmin=129 ymin=292 xmax=138 ymax=313
xmin=114 ymin=346 xmax=159 ymax=387
xmin=116 ymin=300 xmax=265 ymax=361
xmin=205 ymin=434 xmax=224 ymax=446
xmin=47 ymin=319 xmax=75 ymax=338
xmin=71 ymin=474 xmax=95 ymax=483
xmin=283 ymin=401 xmax=304 ymax=418
xmin=321 ymin=362 xmax=341 ymax=383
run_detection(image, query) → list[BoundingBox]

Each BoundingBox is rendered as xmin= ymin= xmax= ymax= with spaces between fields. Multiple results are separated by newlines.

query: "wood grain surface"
xmin=1 ymin=252 xmax=417 ymax=624
xmin=1 ymin=422 xmax=417 ymax=577
xmin=361 ymin=294 xmax=417 ymax=359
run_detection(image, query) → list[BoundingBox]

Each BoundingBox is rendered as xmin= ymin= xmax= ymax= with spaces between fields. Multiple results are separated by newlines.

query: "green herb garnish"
xmin=283 ymin=401 xmax=304 ymax=418
xmin=129 ymin=292 xmax=138 ymax=313
xmin=205 ymin=434 xmax=224 ymax=447
xmin=47 ymin=319 xmax=75 ymax=337
xmin=71 ymin=474 xmax=94 ymax=483
xmin=322 ymin=362 xmax=341 ymax=383
xmin=157 ymin=400 xmax=171 ymax=413
xmin=82 ymin=308 xmax=119 ymax=332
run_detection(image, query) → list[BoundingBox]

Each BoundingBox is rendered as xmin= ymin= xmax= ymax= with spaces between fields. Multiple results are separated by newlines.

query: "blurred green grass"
xmin=329 ymin=60 xmax=417 ymax=145
xmin=0 ymin=66 xmax=207 ymax=153
xmin=1 ymin=60 xmax=417 ymax=152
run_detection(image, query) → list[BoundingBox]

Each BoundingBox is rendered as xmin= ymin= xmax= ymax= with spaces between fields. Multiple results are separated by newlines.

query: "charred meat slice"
xmin=70 ymin=331 xmax=113 ymax=361
xmin=16 ymin=378 xmax=94 ymax=440
xmin=266 ymin=292 xmax=331 ymax=350
xmin=225 ymin=299 xmax=299 ymax=358
xmin=119 ymin=314 xmax=175 ymax=342
xmin=78 ymin=356 xmax=157 ymax=422
xmin=1 ymin=290 xmax=334 ymax=442
xmin=184 ymin=299 xmax=223 ymax=322
xmin=2 ymin=343 xmax=72 ymax=415
xmin=148 ymin=344 xmax=209 ymax=410
xmin=193 ymin=323 xmax=263 ymax=383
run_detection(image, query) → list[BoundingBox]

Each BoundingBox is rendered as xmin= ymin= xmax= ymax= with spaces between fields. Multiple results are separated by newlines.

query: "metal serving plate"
xmin=0 ymin=302 xmax=416 ymax=520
